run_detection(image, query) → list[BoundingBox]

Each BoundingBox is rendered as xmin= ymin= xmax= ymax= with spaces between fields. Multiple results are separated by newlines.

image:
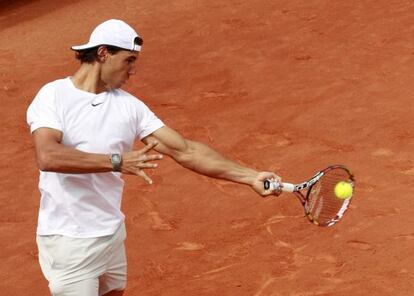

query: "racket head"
xmin=302 ymin=165 xmax=355 ymax=227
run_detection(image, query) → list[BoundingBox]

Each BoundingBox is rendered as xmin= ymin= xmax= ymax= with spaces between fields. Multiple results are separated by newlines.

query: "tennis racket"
xmin=264 ymin=165 xmax=355 ymax=227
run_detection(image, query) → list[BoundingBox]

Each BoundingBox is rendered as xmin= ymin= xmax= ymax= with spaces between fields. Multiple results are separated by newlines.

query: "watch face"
xmin=112 ymin=154 xmax=121 ymax=163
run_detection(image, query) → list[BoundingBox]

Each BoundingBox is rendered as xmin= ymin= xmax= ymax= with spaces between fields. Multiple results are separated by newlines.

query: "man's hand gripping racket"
xmin=264 ymin=165 xmax=355 ymax=227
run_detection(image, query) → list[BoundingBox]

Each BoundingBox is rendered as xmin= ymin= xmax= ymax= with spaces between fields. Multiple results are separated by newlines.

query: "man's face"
xmin=101 ymin=49 xmax=139 ymax=90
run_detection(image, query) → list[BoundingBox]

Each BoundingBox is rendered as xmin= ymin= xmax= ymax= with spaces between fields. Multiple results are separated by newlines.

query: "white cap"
xmin=71 ymin=19 xmax=142 ymax=52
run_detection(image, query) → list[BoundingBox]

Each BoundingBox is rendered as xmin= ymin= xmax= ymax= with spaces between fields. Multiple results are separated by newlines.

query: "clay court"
xmin=1 ymin=0 xmax=414 ymax=295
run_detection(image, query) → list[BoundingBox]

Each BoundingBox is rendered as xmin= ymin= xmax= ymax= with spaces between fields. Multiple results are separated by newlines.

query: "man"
xmin=27 ymin=19 xmax=281 ymax=296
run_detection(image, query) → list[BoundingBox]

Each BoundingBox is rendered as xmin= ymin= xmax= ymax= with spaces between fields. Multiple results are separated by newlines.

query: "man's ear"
xmin=97 ymin=46 xmax=109 ymax=62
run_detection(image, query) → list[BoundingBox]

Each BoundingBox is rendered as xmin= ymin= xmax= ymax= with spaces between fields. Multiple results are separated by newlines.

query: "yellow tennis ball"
xmin=334 ymin=181 xmax=353 ymax=199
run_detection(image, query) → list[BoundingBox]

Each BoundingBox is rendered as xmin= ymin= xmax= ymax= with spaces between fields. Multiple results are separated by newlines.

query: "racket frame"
xmin=265 ymin=165 xmax=355 ymax=227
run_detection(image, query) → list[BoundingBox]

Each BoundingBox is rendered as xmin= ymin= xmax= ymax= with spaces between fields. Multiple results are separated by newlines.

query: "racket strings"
xmin=306 ymin=170 xmax=352 ymax=225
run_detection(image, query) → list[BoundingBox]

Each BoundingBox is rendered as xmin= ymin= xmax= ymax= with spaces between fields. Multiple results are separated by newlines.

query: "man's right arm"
xmin=33 ymin=127 xmax=162 ymax=183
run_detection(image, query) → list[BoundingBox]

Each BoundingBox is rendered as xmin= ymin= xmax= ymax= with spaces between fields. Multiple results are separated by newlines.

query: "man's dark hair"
xmin=74 ymin=37 xmax=143 ymax=64
xmin=74 ymin=45 xmax=123 ymax=64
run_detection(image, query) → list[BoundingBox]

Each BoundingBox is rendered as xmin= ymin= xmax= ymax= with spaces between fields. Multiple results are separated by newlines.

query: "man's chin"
xmin=117 ymin=80 xmax=127 ymax=88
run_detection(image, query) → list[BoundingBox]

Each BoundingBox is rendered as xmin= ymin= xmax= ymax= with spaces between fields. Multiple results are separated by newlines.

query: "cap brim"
xmin=71 ymin=43 xmax=99 ymax=51
xmin=71 ymin=42 xmax=141 ymax=52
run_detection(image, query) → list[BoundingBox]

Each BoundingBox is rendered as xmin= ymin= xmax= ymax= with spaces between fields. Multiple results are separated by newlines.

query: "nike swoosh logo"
xmin=91 ymin=102 xmax=104 ymax=107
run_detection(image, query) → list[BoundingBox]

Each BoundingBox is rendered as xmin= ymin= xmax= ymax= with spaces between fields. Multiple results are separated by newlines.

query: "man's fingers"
xmin=142 ymin=154 xmax=163 ymax=161
xmin=274 ymin=187 xmax=282 ymax=196
xmin=124 ymin=142 xmax=163 ymax=183
xmin=137 ymin=163 xmax=158 ymax=169
xmin=137 ymin=170 xmax=153 ymax=184
xmin=256 ymin=172 xmax=283 ymax=197
xmin=269 ymin=181 xmax=282 ymax=196
xmin=269 ymin=174 xmax=282 ymax=183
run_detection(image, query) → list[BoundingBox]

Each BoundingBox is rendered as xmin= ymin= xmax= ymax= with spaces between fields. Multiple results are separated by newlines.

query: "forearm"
xmin=36 ymin=142 xmax=112 ymax=173
xmin=144 ymin=127 xmax=279 ymax=195
xmin=175 ymin=140 xmax=259 ymax=186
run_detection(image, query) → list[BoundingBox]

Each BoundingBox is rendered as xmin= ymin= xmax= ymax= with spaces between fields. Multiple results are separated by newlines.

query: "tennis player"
xmin=27 ymin=19 xmax=281 ymax=296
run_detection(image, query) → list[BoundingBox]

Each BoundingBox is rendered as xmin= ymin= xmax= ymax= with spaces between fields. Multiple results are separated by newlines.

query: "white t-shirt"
xmin=27 ymin=77 xmax=164 ymax=238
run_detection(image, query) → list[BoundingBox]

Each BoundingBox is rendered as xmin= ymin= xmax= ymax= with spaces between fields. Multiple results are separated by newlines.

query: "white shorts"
xmin=36 ymin=223 xmax=127 ymax=296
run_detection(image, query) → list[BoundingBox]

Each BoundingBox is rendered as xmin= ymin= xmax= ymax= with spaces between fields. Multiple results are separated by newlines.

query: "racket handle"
xmin=264 ymin=180 xmax=295 ymax=193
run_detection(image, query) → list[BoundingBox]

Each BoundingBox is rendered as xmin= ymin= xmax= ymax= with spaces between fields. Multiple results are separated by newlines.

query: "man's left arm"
xmin=142 ymin=126 xmax=280 ymax=196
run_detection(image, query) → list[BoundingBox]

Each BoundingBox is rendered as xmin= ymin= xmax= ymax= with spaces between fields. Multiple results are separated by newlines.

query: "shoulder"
xmin=40 ymin=77 xmax=69 ymax=91
xmin=36 ymin=78 xmax=69 ymax=98
xmin=29 ymin=78 xmax=71 ymax=113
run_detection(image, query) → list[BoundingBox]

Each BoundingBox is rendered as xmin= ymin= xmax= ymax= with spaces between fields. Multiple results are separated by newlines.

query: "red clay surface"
xmin=1 ymin=0 xmax=414 ymax=295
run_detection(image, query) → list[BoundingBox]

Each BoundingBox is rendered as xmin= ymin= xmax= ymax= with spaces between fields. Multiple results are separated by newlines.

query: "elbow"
xmin=173 ymin=150 xmax=190 ymax=165
xmin=169 ymin=139 xmax=200 ymax=170
xmin=36 ymin=151 xmax=55 ymax=171
xmin=173 ymin=148 xmax=196 ymax=170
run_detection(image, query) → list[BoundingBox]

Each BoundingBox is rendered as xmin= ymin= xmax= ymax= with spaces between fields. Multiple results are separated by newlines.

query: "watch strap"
xmin=110 ymin=154 xmax=122 ymax=172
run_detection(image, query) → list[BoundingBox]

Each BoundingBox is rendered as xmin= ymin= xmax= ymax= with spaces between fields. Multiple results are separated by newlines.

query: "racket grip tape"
xmin=264 ymin=180 xmax=295 ymax=193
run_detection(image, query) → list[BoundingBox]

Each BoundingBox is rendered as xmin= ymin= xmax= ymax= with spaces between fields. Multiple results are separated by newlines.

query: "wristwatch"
xmin=110 ymin=154 xmax=122 ymax=172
